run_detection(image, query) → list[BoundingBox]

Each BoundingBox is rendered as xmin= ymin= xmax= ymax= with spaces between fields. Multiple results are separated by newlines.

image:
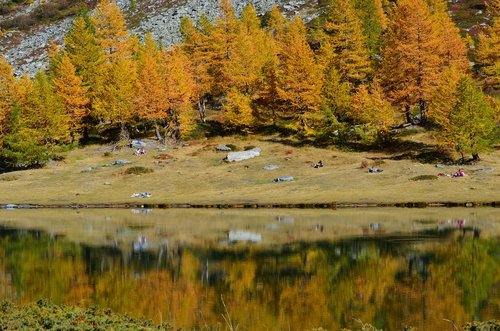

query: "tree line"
xmin=0 ymin=0 xmax=498 ymax=167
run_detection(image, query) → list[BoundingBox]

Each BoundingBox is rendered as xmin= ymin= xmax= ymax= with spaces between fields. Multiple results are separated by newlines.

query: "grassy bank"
xmin=0 ymin=135 xmax=499 ymax=206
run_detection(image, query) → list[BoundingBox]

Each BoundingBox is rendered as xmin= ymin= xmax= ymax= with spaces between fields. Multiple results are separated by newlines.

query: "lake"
xmin=0 ymin=208 xmax=498 ymax=330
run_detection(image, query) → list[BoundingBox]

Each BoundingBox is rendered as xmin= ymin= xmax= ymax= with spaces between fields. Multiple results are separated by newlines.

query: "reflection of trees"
xmin=0 ymin=227 xmax=497 ymax=330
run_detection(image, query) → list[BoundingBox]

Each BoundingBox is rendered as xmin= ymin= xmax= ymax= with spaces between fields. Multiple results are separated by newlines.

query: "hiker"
xmin=369 ymin=166 xmax=383 ymax=173
xmin=312 ymin=160 xmax=324 ymax=168
xmin=453 ymin=169 xmax=465 ymax=177
xmin=135 ymin=148 xmax=146 ymax=155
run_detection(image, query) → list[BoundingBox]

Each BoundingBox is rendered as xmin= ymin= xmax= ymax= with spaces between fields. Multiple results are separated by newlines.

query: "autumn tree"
xmin=209 ymin=0 xmax=239 ymax=97
xmin=380 ymin=0 xmax=442 ymax=123
xmin=135 ymin=33 xmax=168 ymax=141
xmin=350 ymin=82 xmax=395 ymax=134
xmin=52 ymin=53 xmax=89 ymax=142
xmin=476 ymin=0 xmax=500 ymax=90
xmin=426 ymin=0 xmax=468 ymax=71
xmin=323 ymin=0 xmax=372 ymax=88
xmin=180 ymin=16 xmax=212 ymax=123
xmin=92 ymin=0 xmax=131 ymax=62
xmin=354 ymin=0 xmax=388 ymax=56
xmin=0 ymin=56 xmax=16 ymax=138
xmin=164 ymin=46 xmax=196 ymax=140
xmin=447 ymin=76 xmax=497 ymax=161
xmin=275 ymin=16 xmax=323 ymax=133
xmin=221 ymin=4 xmax=272 ymax=128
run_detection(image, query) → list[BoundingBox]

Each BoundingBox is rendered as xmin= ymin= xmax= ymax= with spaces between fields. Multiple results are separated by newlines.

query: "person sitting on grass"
xmin=369 ymin=166 xmax=383 ymax=173
xmin=453 ymin=169 xmax=465 ymax=177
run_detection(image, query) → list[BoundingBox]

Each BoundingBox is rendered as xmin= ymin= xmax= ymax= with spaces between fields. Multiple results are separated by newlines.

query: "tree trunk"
xmin=197 ymin=97 xmax=206 ymax=123
xmin=154 ymin=120 xmax=163 ymax=142
xmin=419 ymin=99 xmax=427 ymax=124
xmin=405 ymin=105 xmax=413 ymax=124
xmin=120 ymin=122 xmax=129 ymax=142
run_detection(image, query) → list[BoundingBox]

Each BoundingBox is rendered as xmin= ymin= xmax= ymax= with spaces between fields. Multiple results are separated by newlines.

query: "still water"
xmin=0 ymin=208 xmax=498 ymax=330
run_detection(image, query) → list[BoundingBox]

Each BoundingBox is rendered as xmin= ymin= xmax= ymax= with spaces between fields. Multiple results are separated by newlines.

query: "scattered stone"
xmin=109 ymin=159 xmax=130 ymax=166
xmin=226 ymin=147 xmax=261 ymax=162
xmin=131 ymin=192 xmax=152 ymax=198
xmin=216 ymin=145 xmax=232 ymax=151
xmin=104 ymin=182 xmax=111 ymax=185
xmin=435 ymin=164 xmax=445 ymax=169
xmin=82 ymin=167 xmax=93 ymax=173
xmin=228 ymin=230 xmax=262 ymax=243
xmin=263 ymin=165 xmax=279 ymax=170
xmin=272 ymin=176 xmax=294 ymax=182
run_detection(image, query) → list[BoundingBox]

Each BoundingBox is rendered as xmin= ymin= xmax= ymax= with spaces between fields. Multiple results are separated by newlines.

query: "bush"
xmin=124 ymin=166 xmax=153 ymax=175
xmin=410 ymin=175 xmax=438 ymax=181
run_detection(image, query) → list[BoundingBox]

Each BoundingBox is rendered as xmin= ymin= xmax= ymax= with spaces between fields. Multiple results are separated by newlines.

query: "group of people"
xmin=134 ymin=148 xmax=146 ymax=155
xmin=438 ymin=169 xmax=465 ymax=177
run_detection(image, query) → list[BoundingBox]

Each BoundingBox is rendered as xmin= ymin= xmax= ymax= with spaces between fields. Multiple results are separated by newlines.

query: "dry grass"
xmin=0 ymin=135 xmax=499 ymax=205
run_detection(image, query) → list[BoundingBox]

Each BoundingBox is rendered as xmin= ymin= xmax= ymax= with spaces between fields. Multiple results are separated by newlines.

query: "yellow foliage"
xmin=52 ymin=54 xmax=89 ymax=138
xmin=92 ymin=0 xmax=131 ymax=62
xmin=351 ymin=83 xmax=395 ymax=132
xmin=222 ymin=88 xmax=254 ymax=128
xmin=0 ymin=56 xmax=16 ymax=136
xmin=476 ymin=0 xmax=500 ymax=90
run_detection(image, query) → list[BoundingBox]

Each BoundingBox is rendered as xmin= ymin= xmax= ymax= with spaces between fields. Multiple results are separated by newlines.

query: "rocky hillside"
xmin=0 ymin=0 xmax=321 ymax=75
xmin=0 ymin=0 xmax=491 ymax=76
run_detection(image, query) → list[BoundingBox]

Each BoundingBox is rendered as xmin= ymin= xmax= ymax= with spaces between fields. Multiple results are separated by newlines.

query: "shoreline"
xmin=1 ymin=201 xmax=499 ymax=209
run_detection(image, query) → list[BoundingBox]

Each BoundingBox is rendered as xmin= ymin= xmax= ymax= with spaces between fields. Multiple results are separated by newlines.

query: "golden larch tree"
xmin=92 ymin=0 xmax=131 ymax=62
xmin=323 ymin=0 xmax=372 ymax=88
xmin=135 ymin=34 xmax=169 ymax=141
xmin=276 ymin=16 xmax=323 ymax=133
xmin=180 ymin=16 xmax=213 ymax=123
xmin=52 ymin=53 xmax=89 ymax=142
xmin=164 ymin=46 xmax=196 ymax=140
xmin=0 ymin=56 xmax=16 ymax=137
xmin=476 ymin=0 xmax=500 ymax=90
xmin=350 ymin=82 xmax=395 ymax=133
xmin=380 ymin=0 xmax=442 ymax=123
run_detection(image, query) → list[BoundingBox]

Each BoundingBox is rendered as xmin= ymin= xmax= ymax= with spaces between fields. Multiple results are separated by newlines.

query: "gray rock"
xmin=226 ymin=147 xmax=261 ymax=162
xmin=216 ymin=145 xmax=232 ymax=151
xmin=435 ymin=164 xmax=445 ymax=169
xmin=263 ymin=164 xmax=279 ymax=170
xmin=82 ymin=167 xmax=93 ymax=173
xmin=109 ymin=159 xmax=130 ymax=166
xmin=272 ymin=176 xmax=294 ymax=182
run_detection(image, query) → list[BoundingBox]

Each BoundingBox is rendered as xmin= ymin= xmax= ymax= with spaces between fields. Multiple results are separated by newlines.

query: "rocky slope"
xmin=0 ymin=0 xmax=491 ymax=76
xmin=0 ymin=0 xmax=318 ymax=76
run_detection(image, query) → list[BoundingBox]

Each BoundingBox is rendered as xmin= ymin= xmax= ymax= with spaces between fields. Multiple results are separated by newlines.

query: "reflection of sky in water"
xmin=0 ymin=208 xmax=498 ymax=330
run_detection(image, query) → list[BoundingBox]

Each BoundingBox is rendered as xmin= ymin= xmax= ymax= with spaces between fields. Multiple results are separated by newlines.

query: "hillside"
xmin=0 ymin=0 xmax=492 ymax=75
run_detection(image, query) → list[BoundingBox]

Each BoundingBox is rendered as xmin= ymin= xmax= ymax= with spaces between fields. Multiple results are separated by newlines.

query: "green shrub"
xmin=124 ymin=166 xmax=153 ymax=175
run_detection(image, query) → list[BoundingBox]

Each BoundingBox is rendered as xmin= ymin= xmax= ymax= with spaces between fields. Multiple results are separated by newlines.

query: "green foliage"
xmin=448 ymin=76 xmax=497 ymax=159
xmin=0 ymin=300 xmax=173 ymax=330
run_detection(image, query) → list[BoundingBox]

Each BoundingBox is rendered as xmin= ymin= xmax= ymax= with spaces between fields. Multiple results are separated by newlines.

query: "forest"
xmin=0 ymin=0 xmax=498 ymax=169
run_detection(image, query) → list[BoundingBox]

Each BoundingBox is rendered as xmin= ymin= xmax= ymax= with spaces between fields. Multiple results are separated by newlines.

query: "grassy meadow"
xmin=0 ymin=133 xmax=499 ymax=206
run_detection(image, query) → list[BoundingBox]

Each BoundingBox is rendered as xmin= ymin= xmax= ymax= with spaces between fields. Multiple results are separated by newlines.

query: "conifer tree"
xmin=164 ymin=46 xmax=196 ymax=140
xmin=321 ymin=65 xmax=352 ymax=121
xmin=350 ymin=82 xmax=395 ymax=133
xmin=354 ymin=0 xmax=387 ymax=55
xmin=448 ymin=76 xmax=497 ymax=161
xmin=276 ymin=16 xmax=323 ymax=132
xmin=26 ymin=71 xmax=70 ymax=146
xmin=180 ymin=16 xmax=212 ymax=123
xmin=476 ymin=0 xmax=500 ymax=90
xmin=64 ymin=15 xmax=106 ymax=125
xmin=323 ymin=0 xmax=372 ymax=88
xmin=92 ymin=0 xmax=130 ymax=62
xmin=135 ymin=34 xmax=169 ymax=140
xmin=52 ymin=54 xmax=89 ymax=142
xmin=380 ymin=0 xmax=442 ymax=123
xmin=427 ymin=0 xmax=468 ymax=71
xmin=0 ymin=56 xmax=16 ymax=137
xmin=209 ymin=0 xmax=239 ymax=96
xmin=93 ymin=59 xmax=137 ymax=140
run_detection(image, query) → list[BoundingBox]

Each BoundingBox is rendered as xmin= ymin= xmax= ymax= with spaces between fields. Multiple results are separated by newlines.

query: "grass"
xmin=0 ymin=300 xmax=497 ymax=331
xmin=0 ymin=134 xmax=499 ymax=205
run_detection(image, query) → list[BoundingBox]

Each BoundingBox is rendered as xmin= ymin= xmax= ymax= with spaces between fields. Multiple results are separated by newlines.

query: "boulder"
xmin=226 ymin=147 xmax=261 ymax=162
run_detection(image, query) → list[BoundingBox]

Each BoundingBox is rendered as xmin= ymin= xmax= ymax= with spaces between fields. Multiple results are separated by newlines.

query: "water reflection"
xmin=0 ymin=209 xmax=498 ymax=330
